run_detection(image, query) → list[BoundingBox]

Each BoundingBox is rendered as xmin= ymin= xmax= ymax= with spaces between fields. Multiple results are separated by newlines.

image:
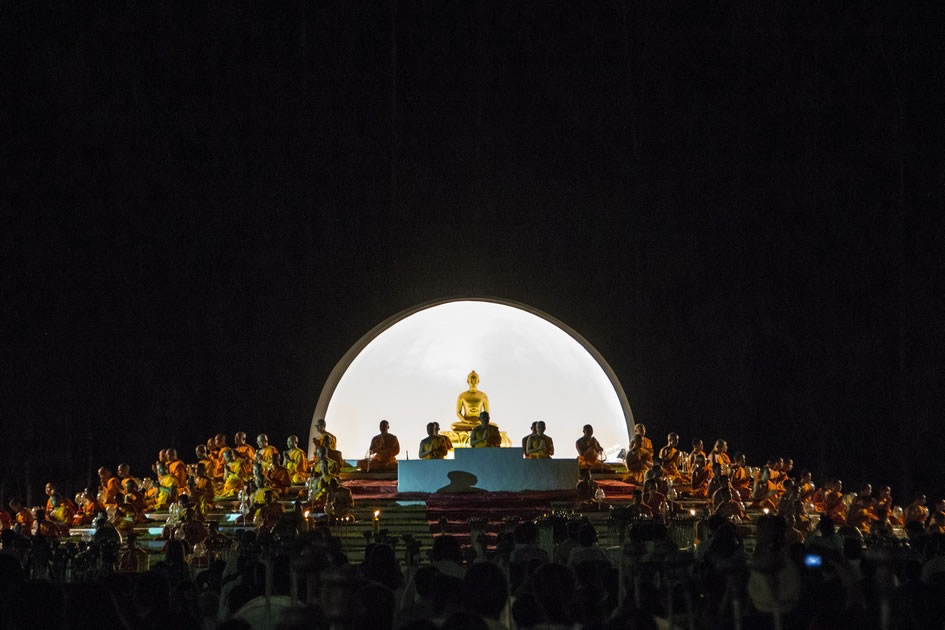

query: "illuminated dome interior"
xmin=311 ymin=299 xmax=633 ymax=460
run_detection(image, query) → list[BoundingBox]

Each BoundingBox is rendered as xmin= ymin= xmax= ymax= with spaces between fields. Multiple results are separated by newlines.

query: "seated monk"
xmin=576 ymin=469 xmax=600 ymax=504
xmin=187 ymin=462 xmax=215 ymax=518
xmin=713 ymin=487 xmax=748 ymax=521
xmin=325 ymin=478 xmax=354 ymax=522
xmin=8 ymin=498 xmax=33 ymax=535
xmin=689 ymin=454 xmax=710 ymax=499
xmin=797 ymin=471 xmax=815 ymax=505
xmin=166 ymin=449 xmax=188 ymax=488
xmin=525 ymin=421 xmax=554 ymax=459
xmin=44 ymin=482 xmax=78 ymax=515
xmin=642 ymin=478 xmax=669 ymax=515
xmin=255 ymin=434 xmax=279 ymax=469
xmin=623 ymin=435 xmax=651 ymax=485
xmin=874 ymin=485 xmax=895 ymax=520
xmin=233 ymin=432 xmax=256 ymax=475
xmin=218 ymin=448 xmax=246 ymax=499
xmin=576 ymin=424 xmax=609 ymax=471
xmin=729 ymin=452 xmax=752 ymax=501
xmin=284 ymin=435 xmax=311 ymax=483
xmin=707 ymin=440 xmax=731 ymax=473
xmin=522 ymin=422 xmax=537 ymax=451
xmin=152 ymin=462 xmax=180 ymax=511
xmin=433 ymin=422 xmax=453 ymax=451
xmin=252 ymin=465 xmax=274 ymax=505
xmin=823 ymin=479 xmax=847 ymax=525
xmin=419 ymin=422 xmax=453 ymax=460
xmin=255 ymin=490 xmax=284 ymax=534
xmin=307 ymin=445 xmax=339 ymax=505
xmin=903 ymin=494 xmax=929 ymax=525
xmin=644 ymin=460 xmax=670 ymax=496
xmin=122 ymin=478 xmax=149 ymax=523
xmin=658 ymin=433 xmax=686 ymax=481
xmin=98 ymin=467 xmax=123 ymax=505
xmin=72 ymin=488 xmax=104 ymax=527
xmin=627 ymin=490 xmax=654 ymax=519
xmin=928 ymin=509 xmax=945 ymax=535
xmin=848 ymin=495 xmax=878 ymax=534
xmin=633 ymin=424 xmax=654 ymax=461
xmin=311 ymin=418 xmax=345 ymax=469
xmin=212 ymin=434 xmax=229 ymax=479
xmin=358 ymin=420 xmax=400 ymax=472
xmin=194 ymin=445 xmax=215 ymax=477
xmin=46 ymin=493 xmax=75 ymax=536
xmin=687 ymin=439 xmax=706 ymax=474
xmin=117 ymin=463 xmax=141 ymax=491
xmin=706 ymin=463 xmax=727 ymax=499
xmin=267 ymin=454 xmax=292 ymax=495
xmin=469 ymin=412 xmax=501 ymax=448
xmin=750 ymin=457 xmax=780 ymax=511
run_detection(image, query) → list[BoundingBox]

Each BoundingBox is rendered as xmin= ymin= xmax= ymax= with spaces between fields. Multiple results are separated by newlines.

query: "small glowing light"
xmin=374 ymin=510 xmax=380 ymax=519
xmin=304 ymin=510 xmax=310 ymax=519
xmin=689 ymin=509 xmax=696 ymax=517
xmin=763 ymin=508 xmax=770 ymax=515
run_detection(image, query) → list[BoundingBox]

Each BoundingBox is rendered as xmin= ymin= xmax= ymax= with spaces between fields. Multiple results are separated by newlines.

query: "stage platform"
xmin=398 ymin=447 xmax=578 ymax=493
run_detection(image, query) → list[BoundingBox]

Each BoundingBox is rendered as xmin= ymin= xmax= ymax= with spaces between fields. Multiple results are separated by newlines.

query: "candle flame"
xmin=689 ymin=509 xmax=696 ymax=516
xmin=374 ymin=510 xmax=380 ymax=518
xmin=763 ymin=508 xmax=770 ymax=515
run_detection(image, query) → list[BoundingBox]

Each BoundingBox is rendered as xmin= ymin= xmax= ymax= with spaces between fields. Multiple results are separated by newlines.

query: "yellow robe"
xmin=284 ymin=447 xmax=310 ymax=483
xmin=220 ymin=461 xmax=245 ymax=499
xmin=153 ymin=474 xmax=179 ymax=511
xmin=256 ymin=445 xmax=279 ymax=468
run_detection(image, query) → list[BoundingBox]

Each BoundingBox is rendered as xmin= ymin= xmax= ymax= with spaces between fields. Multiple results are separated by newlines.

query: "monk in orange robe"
xmin=151 ymin=462 xmax=180 ymax=511
xmin=187 ymin=462 xmax=215 ymax=518
xmin=72 ymin=488 xmax=104 ymax=526
xmin=98 ymin=467 xmax=123 ymax=505
xmin=904 ymin=494 xmax=929 ymax=525
xmin=729 ymin=452 xmax=752 ymax=501
xmin=823 ymin=479 xmax=847 ymax=524
xmin=358 ymin=420 xmax=400 ymax=471
xmin=633 ymin=424 xmax=654 ymax=462
xmin=708 ymin=439 xmax=731 ymax=472
xmin=122 ymin=478 xmax=149 ymax=523
xmin=267 ymin=454 xmax=292 ymax=495
xmin=686 ymin=439 xmax=705 ymax=474
xmin=623 ymin=434 xmax=650 ymax=485
xmin=284 ymin=435 xmax=310 ymax=484
xmin=234 ymin=432 xmax=256 ymax=475
xmin=8 ymin=498 xmax=33 ymax=535
xmin=255 ymin=434 xmax=279 ymax=469
xmin=311 ymin=418 xmax=345 ymax=469
xmin=658 ymin=432 xmax=686 ymax=481
xmin=0 ymin=510 xmax=11 ymax=531
xmin=576 ymin=424 xmax=608 ymax=470
xmin=44 ymin=482 xmax=78 ymax=514
xmin=46 ymin=493 xmax=75 ymax=536
xmin=166 ymin=448 xmax=188 ymax=488
xmin=689 ymin=454 xmax=710 ymax=498
xmin=797 ymin=471 xmax=815 ymax=505
xmin=750 ymin=458 xmax=779 ymax=511
xmin=219 ymin=448 xmax=246 ymax=499
xmin=212 ymin=434 xmax=229 ymax=479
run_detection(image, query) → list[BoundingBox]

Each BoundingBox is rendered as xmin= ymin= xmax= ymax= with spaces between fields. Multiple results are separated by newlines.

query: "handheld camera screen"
xmin=804 ymin=553 xmax=823 ymax=568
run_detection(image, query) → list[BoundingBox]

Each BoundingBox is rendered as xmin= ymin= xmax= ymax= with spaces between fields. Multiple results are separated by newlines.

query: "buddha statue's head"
xmin=467 ymin=371 xmax=480 ymax=390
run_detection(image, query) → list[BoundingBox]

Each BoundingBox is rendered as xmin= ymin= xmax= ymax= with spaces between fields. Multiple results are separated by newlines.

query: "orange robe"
xmin=623 ymin=450 xmax=649 ymax=484
xmin=659 ymin=446 xmax=685 ymax=480
xmin=312 ymin=432 xmax=345 ymax=468
xmin=190 ymin=475 xmax=215 ymax=517
xmin=268 ymin=465 xmax=291 ymax=495
xmin=904 ymin=504 xmax=929 ymax=525
xmin=284 ymin=447 xmax=310 ymax=483
xmin=153 ymin=474 xmax=179 ymax=510
xmin=47 ymin=505 xmax=74 ymax=535
xmin=358 ymin=433 xmax=400 ymax=471
xmin=101 ymin=476 xmax=123 ymax=504
xmin=72 ymin=499 xmax=104 ymax=526
xmin=577 ymin=436 xmax=606 ymax=469
xmin=220 ymin=461 xmax=245 ymax=499
xmin=256 ymin=445 xmax=279 ymax=468
xmin=730 ymin=465 xmax=752 ymax=501
xmin=0 ymin=510 xmax=11 ymax=530
xmin=824 ymin=490 xmax=847 ymax=524
xmin=234 ymin=445 xmax=256 ymax=475
xmin=690 ymin=465 xmax=710 ymax=498
xmin=168 ymin=459 xmax=188 ymax=488
xmin=14 ymin=508 xmax=34 ymax=533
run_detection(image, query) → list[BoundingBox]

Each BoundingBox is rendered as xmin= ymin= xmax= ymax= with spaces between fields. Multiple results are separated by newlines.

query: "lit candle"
xmin=762 ymin=508 xmax=770 ymax=515
xmin=373 ymin=510 xmax=380 ymax=535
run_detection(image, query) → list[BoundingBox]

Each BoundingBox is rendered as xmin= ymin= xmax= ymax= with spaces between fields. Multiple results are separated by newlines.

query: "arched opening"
xmin=310 ymin=298 xmax=634 ymax=460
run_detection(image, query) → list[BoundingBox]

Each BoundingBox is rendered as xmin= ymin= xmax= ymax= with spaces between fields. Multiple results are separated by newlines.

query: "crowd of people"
xmin=2 ymin=420 xmax=945 ymax=629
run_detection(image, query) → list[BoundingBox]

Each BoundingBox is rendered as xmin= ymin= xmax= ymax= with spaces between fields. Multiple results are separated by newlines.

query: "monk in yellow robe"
xmin=707 ymin=440 xmax=731 ymax=472
xmin=307 ymin=446 xmax=339 ymax=505
xmin=44 ymin=482 xmax=79 ymax=515
xmin=325 ymin=478 xmax=354 ymax=522
xmin=267 ymin=454 xmax=292 ymax=495
xmin=419 ymin=422 xmax=452 ymax=459
xmin=358 ymin=420 xmax=401 ymax=471
xmin=469 ymin=412 xmax=501 ymax=448
xmin=623 ymin=434 xmax=650 ymax=485
xmin=46 ymin=494 xmax=74 ymax=536
xmin=284 ymin=435 xmax=310 ymax=484
xmin=219 ymin=448 xmax=246 ymax=499
xmin=658 ymin=433 xmax=686 ymax=481
xmin=72 ymin=488 xmax=104 ymax=527
xmin=122 ymin=478 xmax=149 ymax=524
xmin=98 ymin=467 xmax=123 ymax=505
xmin=255 ymin=434 xmax=279 ymax=469
xmin=152 ymin=462 xmax=180 ymax=511
xmin=576 ymin=424 xmax=608 ymax=470
xmin=311 ymin=418 xmax=345 ymax=469
xmin=689 ymin=454 xmax=710 ymax=498
xmin=433 ymin=422 xmax=453 ymax=451
xmin=234 ymin=432 xmax=256 ymax=475
xmin=525 ymin=421 xmax=554 ymax=459
xmin=166 ymin=449 xmax=188 ymax=488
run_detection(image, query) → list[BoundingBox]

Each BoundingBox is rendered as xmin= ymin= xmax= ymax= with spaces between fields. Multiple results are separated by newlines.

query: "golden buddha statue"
xmin=453 ymin=370 xmax=490 ymax=431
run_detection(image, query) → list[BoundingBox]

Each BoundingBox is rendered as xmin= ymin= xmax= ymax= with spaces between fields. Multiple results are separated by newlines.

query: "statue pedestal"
xmin=398 ymin=447 xmax=578 ymax=493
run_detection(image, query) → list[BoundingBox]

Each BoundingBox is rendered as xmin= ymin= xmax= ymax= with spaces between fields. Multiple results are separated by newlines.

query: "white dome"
xmin=311 ymin=299 xmax=633 ymax=460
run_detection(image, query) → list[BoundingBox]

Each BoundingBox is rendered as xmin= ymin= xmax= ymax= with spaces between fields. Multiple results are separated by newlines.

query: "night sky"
xmin=5 ymin=2 xmax=943 ymax=504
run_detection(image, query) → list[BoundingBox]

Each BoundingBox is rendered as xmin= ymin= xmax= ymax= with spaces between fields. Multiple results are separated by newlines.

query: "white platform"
xmin=397 ymin=447 xmax=578 ymax=493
